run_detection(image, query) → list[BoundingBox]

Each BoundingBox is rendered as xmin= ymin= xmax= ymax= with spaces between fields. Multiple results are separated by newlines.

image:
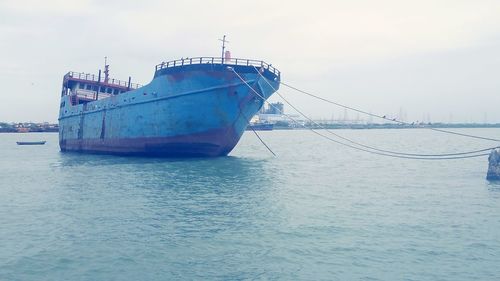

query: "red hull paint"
xmin=60 ymin=127 xmax=240 ymax=157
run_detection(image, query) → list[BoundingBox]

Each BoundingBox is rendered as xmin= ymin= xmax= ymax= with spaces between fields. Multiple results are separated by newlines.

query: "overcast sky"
xmin=1 ymin=0 xmax=499 ymax=123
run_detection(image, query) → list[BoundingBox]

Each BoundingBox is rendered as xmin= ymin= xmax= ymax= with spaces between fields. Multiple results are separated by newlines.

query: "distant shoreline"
xmin=274 ymin=123 xmax=500 ymax=130
xmin=0 ymin=131 xmax=59 ymax=133
xmin=2 ymin=123 xmax=500 ymax=133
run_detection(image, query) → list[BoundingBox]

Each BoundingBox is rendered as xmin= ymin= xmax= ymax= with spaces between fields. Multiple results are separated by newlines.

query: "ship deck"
xmin=154 ymin=57 xmax=280 ymax=81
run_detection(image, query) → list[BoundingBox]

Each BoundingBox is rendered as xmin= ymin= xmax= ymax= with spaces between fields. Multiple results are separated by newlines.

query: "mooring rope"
xmin=279 ymin=81 xmax=500 ymax=143
xmin=248 ymin=126 xmax=276 ymax=157
xmin=237 ymin=103 xmax=276 ymax=156
xmin=252 ymin=67 xmax=500 ymax=157
xmin=231 ymin=68 xmax=494 ymax=160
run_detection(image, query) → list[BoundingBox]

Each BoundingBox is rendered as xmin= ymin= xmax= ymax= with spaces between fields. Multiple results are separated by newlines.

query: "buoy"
xmin=487 ymin=148 xmax=500 ymax=181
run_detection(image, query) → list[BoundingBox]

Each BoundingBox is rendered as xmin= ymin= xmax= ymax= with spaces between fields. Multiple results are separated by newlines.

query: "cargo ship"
xmin=58 ymin=53 xmax=280 ymax=157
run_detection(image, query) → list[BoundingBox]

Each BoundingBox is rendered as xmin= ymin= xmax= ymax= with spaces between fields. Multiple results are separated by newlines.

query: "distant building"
xmin=253 ymin=102 xmax=298 ymax=125
xmin=260 ymin=102 xmax=284 ymax=115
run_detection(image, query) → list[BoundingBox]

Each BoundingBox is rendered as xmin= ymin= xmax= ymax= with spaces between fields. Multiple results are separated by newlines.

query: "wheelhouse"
xmin=60 ymin=71 xmax=142 ymax=106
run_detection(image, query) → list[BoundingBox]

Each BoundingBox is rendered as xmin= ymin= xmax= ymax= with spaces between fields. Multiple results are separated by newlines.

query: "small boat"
xmin=246 ymin=122 xmax=274 ymax=131
xmin=16 ymin=141 xmax=47 ymax=145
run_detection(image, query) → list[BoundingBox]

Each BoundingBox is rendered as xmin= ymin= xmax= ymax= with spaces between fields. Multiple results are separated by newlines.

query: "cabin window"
xmin=106 ymin=88 xmax=113 ymax=94
xmin=86 ymin=84 xmax=92 ymax=90
xmin=100 ymin=87 xmax=106 ymax=93
xmin=92 ymin=85 xmax=98 ymax=91
xmin=113 ymin=89 xmax=119 ymax=95
xmin=78 ymin=83 xmax=85 ymax=89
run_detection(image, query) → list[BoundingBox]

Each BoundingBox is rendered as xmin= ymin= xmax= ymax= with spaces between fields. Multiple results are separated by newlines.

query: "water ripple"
xmin=1 ymin=130 xmax=500 ymax=280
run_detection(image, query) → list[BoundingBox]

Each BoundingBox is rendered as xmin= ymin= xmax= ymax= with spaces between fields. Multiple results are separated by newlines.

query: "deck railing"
xmin=155 ymin=57 xmax=280 ymax=77
xmin=65 ymin=71 xmax=142 ymax=89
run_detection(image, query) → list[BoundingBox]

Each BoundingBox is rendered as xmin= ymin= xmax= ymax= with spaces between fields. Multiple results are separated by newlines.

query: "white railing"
xmin=155 ymin=57 xmax=280 ymax=77
xmin=65 ymin=72 xmax=142 ymax=89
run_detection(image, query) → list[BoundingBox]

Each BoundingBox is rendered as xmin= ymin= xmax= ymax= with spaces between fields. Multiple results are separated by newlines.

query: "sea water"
xmin=1 ymin=129 xmax=499 ymax=280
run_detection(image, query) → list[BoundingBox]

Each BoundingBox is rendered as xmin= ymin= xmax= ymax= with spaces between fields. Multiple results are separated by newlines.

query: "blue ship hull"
xmin=58 ymin=60 xmax=280 ymax=157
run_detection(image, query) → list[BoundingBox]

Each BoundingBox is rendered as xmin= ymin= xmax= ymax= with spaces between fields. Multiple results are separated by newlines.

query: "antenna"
xmin=218 ymin=35 xmax=229 ymax=64
xmin=104 ymin=56 xmax=110 ymax=83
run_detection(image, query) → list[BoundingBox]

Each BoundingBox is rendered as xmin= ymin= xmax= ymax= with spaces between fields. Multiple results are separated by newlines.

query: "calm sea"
xmin=1 ymin=129 xmax=499 ymax=281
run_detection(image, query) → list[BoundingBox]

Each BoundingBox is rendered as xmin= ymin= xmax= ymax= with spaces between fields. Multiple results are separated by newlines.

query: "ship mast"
xmin=104 ymin=56 xmax=109 ymax=83
xmin=219 ymin=35 xmax=229 ymax=64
